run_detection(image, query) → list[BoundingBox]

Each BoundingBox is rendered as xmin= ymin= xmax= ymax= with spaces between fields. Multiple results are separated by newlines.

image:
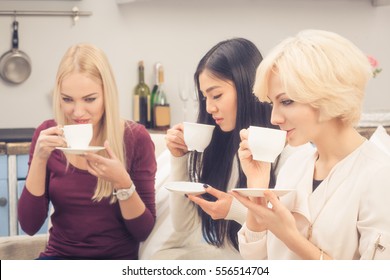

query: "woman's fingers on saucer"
xmin=86 ymin=156 xmax=99 ymax=167
xmin=187 ymin=195 xmax=213 ymax=211
xmin=104 ymin=140 xmax=118 ymax=160
xmin=85 ymin=158 xmax=99 ymax=174
xmin=263 ymin=190 xmax=280 ymax=209
xmin=203 ymin=184 xmax=226 ymax=199
xmin=230 ymin=190 xmax=251 ymax=206
xmin=231 ymin=190 xmax=263 ymax=211
xmin=84 ymin=153 xmax=103 ymax=170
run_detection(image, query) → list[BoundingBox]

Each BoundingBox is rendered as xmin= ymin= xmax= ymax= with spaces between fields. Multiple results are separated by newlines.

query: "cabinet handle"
xmin=0 ymin=197 xmax=7 ymax=207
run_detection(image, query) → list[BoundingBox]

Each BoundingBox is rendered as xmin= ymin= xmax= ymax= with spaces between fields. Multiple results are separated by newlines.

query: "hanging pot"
xmin=0 ymin=19 xmax=32 ymax=84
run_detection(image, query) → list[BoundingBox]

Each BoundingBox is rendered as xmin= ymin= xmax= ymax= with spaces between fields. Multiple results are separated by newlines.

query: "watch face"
xmin=117 ymin=190 xmax=130 ymax=200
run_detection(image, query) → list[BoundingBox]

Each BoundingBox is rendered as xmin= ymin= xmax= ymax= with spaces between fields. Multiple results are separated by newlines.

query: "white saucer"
xmin=56 ymin=146 xmax=105 ymax=155
xmin=232 ymin=188 xmax=294 ymax=197
xmin=164 ymin=182 xmax=206 ymax=195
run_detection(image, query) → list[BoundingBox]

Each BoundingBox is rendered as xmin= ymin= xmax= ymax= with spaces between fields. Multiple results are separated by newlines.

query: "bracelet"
xmin=319 ymin=249 xmax=324 ymax=260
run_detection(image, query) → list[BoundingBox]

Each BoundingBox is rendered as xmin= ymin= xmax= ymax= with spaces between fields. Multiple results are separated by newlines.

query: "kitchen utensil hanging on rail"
xmin=0 ymin=18 xmax=32 ymax=84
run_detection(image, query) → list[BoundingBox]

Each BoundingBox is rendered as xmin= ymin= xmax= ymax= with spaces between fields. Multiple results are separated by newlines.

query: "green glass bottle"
xmin=133 ymin=61 xmax=151 ymax=128
xmin=150 ymin=62 xmax=162 ymax=129
xmin=154 ymin=65 xmax=171 ymax=130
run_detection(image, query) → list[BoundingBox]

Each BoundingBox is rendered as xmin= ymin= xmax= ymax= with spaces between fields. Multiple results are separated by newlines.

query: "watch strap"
xmin=113 ymin=184 xmax=135 ymax=200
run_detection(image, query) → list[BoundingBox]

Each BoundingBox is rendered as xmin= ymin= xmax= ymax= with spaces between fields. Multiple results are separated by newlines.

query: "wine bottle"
xmin=134 ymin=61 xmax=151 ymax=128
xmin=154 ymin=65 xmax=171 ymax=130
xmin=150 ymin=62 xmax=162 ymax=129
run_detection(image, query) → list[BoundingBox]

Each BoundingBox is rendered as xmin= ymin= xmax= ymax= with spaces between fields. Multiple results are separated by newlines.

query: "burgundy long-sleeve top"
xmin=18 ymin=120 xmax=157 ymax=259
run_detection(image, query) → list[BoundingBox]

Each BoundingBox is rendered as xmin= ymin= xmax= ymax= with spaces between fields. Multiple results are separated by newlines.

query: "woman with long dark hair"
xmin=152 ymin=38 xmax=293 ymax=259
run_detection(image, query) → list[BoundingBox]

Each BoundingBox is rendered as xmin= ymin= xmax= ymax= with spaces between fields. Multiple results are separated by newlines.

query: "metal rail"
xmin=0 ymin=7 xmax=92 ymax=24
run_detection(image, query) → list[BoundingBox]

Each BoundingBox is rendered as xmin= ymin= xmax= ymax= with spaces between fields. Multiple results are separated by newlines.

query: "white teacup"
xmin=63 ymin=123 xmax=93 ymax=149
xmin=183 ymin=122 xmax=215 ymax=152
xmin=248 ymin=126 xmax=286 ymax=162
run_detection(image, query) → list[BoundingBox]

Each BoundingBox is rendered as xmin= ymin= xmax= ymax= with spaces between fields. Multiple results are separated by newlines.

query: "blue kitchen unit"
xmin=16 ymin=154 xmax=51 ymax=235
xmin=0 ymin=154 xmax=9 ymax=236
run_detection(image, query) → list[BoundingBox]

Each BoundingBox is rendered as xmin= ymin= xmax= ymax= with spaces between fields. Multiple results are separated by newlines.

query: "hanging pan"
xmin=0 ymin=19 xmax=32 ymax=84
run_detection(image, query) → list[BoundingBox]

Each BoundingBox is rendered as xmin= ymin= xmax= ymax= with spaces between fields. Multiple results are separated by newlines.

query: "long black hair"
xmin=189 ymin=38 xmax=279 ymax=250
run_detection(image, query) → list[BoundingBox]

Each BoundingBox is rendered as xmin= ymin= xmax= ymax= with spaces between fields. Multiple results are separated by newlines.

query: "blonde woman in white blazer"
xmin=232 ymin=29 xmax=390 ymax=260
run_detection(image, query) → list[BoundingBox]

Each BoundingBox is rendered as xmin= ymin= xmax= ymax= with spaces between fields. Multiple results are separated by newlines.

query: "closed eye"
xmin=281 ymin=99 xmax=294 ymax=106
xmin=62 ymin=97 xmax=73 ymax=103
xmin=213 ymin=94 xmax=222 ymax=100
xmin=84 ymin=97 xmax=96 ymax=103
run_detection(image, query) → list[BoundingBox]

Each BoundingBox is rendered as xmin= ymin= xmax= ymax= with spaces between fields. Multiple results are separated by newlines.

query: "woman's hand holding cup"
xmin=34 ymin=126 xmax=66 ymax=160
xmin=165 ymin=123 xmax=189 ymax=157
xmin=238 ymin=128 xmax=271 ymax=188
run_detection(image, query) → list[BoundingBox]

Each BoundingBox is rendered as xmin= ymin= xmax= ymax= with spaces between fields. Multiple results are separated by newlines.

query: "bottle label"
xmin=154 ymin=105 xmax=171 ymax=129
xmin=133 ymin=95 xmax=140 ymax=122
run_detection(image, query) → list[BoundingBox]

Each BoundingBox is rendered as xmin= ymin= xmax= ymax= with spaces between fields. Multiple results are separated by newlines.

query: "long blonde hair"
xmin=53 ymin=43 xmax=125 ymax=203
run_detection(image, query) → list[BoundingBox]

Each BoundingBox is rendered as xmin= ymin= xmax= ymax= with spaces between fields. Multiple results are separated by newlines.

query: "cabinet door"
xmin=0 ymin=155 xmax=7 ymax=179
xmin=0 ymin=179 xmax=9 ymax=236
xmin=17 ymin=154 xmax=29 ymax=179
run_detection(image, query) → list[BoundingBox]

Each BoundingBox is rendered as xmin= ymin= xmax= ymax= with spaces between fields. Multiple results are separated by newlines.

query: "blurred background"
xmin=0 ymin=0 xmax=389 ymax=128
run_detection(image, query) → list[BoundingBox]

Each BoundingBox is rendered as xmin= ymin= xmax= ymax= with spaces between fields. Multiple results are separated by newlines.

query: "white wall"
xmin=0 ymin=0 xmax=389 ymax=129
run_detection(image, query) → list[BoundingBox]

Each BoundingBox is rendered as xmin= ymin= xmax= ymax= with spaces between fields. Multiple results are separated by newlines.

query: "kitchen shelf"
xmin=0 ymin=7 xmax=92 ymax=23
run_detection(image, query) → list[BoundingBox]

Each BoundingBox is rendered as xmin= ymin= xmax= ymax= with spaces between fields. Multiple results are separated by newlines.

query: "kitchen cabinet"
xmin=0 ymin=134 xmax=51 ymax=237
xmin=0 ymin=155 xmax=9 ymax=236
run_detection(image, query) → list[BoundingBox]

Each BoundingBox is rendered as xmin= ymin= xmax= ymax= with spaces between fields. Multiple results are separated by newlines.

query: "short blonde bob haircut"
xmin=253 ymin=29 xmax=372 ymax=126
xmin=52 ymin=44 xmax=125 ymax=203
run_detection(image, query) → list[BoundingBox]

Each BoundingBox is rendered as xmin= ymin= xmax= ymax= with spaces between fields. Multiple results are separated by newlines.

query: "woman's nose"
xmin=205 ymin=99 xmax=217 ymax=114
xmin=270 ymin=107 xmax=284 ymax=126
xmin=73 ymin=102 xmax=85 ymax=117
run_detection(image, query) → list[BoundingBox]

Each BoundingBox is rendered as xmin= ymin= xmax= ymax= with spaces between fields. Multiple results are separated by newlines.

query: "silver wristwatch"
xmin=113 ymin=184 xmax=135 ymax=201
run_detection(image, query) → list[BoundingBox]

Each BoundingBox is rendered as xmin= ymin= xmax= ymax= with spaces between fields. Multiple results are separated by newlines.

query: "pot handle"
xmin=12 ymin=20 xmax=19 ymax=50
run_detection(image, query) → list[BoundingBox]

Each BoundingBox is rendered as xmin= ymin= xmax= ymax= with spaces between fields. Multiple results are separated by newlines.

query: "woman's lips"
xmin=73 ymin=119 xmax=89 ymax=124
xmin=286 ymin=129 xmax=294 ymax=138
xmin=214 ymin=118 xmax=223 ymax=125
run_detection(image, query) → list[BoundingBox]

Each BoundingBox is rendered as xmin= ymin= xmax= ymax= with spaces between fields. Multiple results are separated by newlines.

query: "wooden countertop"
xmin=0 ymin=142 xmax=31 ymax=155
xmin=0 ymin=142 xmax=6 ymax=155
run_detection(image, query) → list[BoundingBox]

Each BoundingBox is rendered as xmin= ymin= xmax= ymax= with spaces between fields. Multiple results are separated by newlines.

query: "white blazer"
xmin=238 ymin=141 xmax=390 ymax=260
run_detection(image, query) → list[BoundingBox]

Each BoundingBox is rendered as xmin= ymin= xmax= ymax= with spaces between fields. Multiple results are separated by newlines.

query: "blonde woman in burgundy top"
xmin=18 ymin=44 xmax=156 ymax=259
